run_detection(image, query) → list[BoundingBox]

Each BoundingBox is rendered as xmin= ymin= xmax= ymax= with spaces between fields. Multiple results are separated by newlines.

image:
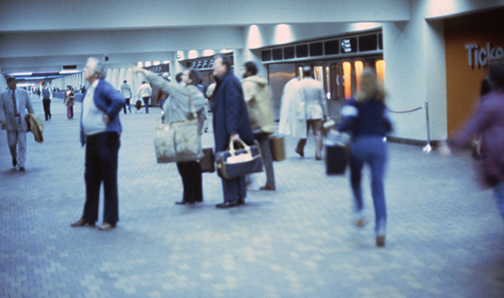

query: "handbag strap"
xmin=228 ymin=139 xmax=251 ymax=157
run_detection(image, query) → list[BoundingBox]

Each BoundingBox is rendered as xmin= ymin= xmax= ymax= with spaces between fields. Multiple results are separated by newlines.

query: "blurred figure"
xmin=135 ymin=67 xmax=206 ymax=205
xmin=40 ymin=82 xmax=52 ymax=120
xmin=212 ymin=55 xmax=255 ymax=208
xmin=242 ymin=61 xmax=276 ymax=191
xmin=71 ymin=57 xmax=126 ymax=230
xmin=0 ymin=76 xmax=35 ymax=171
xmin=279 ymin=77 xmax=305 ymax=140
xmin=63 ymin=85 xmax=75 ymax=119
xmin=336 ymin=68 xmax=392 ymax=247
xmin=446 ymin=61 xmax=504 ymax=222
xmin=120 ymin=80 xmax=132 ymax=114
xmin=137 ymin=81 xmax=152 ymax=113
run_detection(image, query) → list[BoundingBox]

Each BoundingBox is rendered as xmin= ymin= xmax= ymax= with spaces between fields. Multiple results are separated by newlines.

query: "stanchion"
xmin=423 ymin=102 xmax=431 ymax=153
xmin=387 ymin=102 xmax=431 ymax=154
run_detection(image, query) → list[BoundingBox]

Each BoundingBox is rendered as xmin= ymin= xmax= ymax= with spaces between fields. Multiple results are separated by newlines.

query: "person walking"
xmin=212 ymin=55 xmax=255 ymax=208
xmin=137 ymin=81 xmax=152 ymax=113
xmin=336 ymin=68 xmax=392 ymax=247
xmin=40 ymin=82 xmax=52 ymax=120
xmin=71 ymin=57 xmax=126 ymax=230
xmin=135 ymin=67 xmax=207 ymax=205
xmin=442 ymin=61 xmax=504 ymax=223
xmin=0 ymin=76 xmax=35 ymax=171
xmin=63 ymin=85 xmax=75 ymax=119
xmin=120 ymin=80 xmax=132 ymax=114
xmin=295 ymin=66 xmax=328 ymax=160
xmin=242 ymin=61 xmax=276 ymax=191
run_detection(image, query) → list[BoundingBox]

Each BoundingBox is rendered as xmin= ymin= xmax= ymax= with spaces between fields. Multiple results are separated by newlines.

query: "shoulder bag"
xmin=154 ymin=87 xmax=203 ymax=163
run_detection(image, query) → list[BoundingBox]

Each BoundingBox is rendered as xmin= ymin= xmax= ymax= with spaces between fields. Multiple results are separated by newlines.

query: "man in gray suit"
xmin=0 ymin=76 xmax=35 ymax=171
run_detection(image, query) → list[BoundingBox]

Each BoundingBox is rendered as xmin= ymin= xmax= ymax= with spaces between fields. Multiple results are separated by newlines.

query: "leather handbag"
xmin=154 ymin=88 xmax=202 ymax=163
xmin=216 ymin=139 xmax=263 ymax=179
xmin=200 ymin=148 xmax=215 ymax=173
xmin=269 ymin=135 xmax=285 ymax=162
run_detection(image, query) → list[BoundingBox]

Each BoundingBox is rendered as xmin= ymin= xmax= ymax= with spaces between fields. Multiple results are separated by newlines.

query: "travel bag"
xmin=216 ymin=139 xmax=263 ymax=179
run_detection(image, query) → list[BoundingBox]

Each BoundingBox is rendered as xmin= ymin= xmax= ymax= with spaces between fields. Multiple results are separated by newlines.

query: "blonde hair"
xmin=355 ymin=68 xmax=386 ymax=103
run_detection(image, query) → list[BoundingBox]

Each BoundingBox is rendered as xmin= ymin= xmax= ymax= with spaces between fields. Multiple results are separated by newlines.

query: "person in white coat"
xmin=0 ymin=76 xmax=35 ymax=171
xmin=279 ymin=66 xmax=328 ymax=160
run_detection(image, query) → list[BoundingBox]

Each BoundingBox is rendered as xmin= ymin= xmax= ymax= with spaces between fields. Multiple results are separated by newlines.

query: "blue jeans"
xmin=349 ymin=136 xmax=387 ymax=235
xmin=142 ymin=97 xmax=150 ymax=113
xmin=494 ymin=181 xmax=504 ymax=223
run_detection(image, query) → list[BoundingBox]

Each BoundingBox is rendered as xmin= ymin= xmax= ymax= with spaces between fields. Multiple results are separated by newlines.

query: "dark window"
xmin=324 ymin=39 xmax=339 ymax=55
xmin=202 ymin=60 xmax=208 ymax=68
xmin=359 ymin=34 xmax=378 ymax=52
xmin=272 ymin=48 xmax=283 ymax=60
xmin=262 ymin=50 xmax=271 ymax=62
xmin=196 ymin=60 xmax=203 ymax=68
xmin=284 ymin=46 xmax=295 ymax=59
xmin=296 ymin=44 xmax=308 ymax=58
xmin=192 ymin=61 xmax=197 ymax=68
xmin=186 ymin=62 xmax=192 ymax=68
xmin=309 ymin=42 xmax=323 ymax=56
xmin=379 ymin=33 xmax=383 ymax=50
xmin=208 ymin=59 xmax=214 ymax=68
xmin=340 ymin=38 xmax=357 ymax=53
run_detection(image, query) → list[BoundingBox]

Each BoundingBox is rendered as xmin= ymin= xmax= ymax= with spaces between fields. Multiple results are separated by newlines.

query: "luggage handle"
xmin=228 ymin=139 xmax=252 ymax=157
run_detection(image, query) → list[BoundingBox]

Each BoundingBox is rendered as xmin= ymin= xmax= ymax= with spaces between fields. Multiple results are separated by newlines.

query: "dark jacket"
xmin=337 ymin=98 xmax=392 ymax=138
xmin=452 ymin=92 xmax=504 ymax=186
xmin=80 ymin=80 xmax=126 ymax=146
xmin=212 ymin=71 xmax=254 ymax=152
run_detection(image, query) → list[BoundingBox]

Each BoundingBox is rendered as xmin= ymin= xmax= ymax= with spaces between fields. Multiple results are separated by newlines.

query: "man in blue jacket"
xmin=212 ymin=55 xmax=255 ymax=208
xmin=71 ymin=57 xmax=126 ymax=230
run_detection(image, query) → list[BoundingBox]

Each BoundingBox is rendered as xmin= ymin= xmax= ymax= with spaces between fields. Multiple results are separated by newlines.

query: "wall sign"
xmin=465 ymin=42 xmax=504 ymax=67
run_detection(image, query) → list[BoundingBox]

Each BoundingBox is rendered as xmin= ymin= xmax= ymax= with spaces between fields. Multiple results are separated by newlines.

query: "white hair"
xmin=87 ymin=57 xmax=107 ymax=79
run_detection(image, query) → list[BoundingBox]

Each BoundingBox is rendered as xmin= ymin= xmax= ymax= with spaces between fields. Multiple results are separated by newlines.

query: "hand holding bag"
xmin=216 ymin=139 xmax=263 ymax=179
xmin=154 ymin=87 xmax=203 ymax=163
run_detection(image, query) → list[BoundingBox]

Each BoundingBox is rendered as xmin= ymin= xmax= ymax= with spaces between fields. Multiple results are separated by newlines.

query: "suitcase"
xmin=269 ymin=135 xmax=286 ymax=162
xmin=325 ymin=144 xmax=348 ymax=175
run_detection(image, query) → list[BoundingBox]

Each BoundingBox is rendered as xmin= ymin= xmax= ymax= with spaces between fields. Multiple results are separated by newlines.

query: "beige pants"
xmin=7 ymin=117 xmax=27 ymax=167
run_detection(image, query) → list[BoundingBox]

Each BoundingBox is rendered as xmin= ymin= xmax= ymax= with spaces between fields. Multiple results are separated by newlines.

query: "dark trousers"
xmin=123 ymin=98 xmax=131 ymax=114
xmin=142 ymin=97 xmax=150 ymax=113
xmin=82 ymin=132 xmax=120 ymax=225
xmin=42 ymin=99 xmax=51 ymax=120
xmin=176 ymin=161 xmax=203 ymax=203
xmin=221 ymin=176 xmax=246 ymax=203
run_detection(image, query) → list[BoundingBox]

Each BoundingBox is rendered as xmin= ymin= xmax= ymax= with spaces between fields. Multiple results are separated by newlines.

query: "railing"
xmin=388 ymin=102 xmax=431 ymax=153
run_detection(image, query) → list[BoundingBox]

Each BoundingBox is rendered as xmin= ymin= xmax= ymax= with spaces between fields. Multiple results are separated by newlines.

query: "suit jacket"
xmin=0 ymin=88 xmax=35 ymax=131
xmin=299 ymin=77 xmax=328 ymax=120
xmin=212 ymin=71 xmax=254 ymax=152
xmin=80 ymin=80 xmax=126 ymax=146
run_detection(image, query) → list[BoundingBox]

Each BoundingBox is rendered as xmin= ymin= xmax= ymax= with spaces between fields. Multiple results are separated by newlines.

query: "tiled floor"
xmin=1 ymin=95 xmax=504 ymax=297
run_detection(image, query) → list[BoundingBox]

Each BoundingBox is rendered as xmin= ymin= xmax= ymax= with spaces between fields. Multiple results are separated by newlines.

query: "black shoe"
xmin=295 ymin=148 xmax=304 ymax=157
xmin=12 ymin=159 xmax=17 ymax=167
xmin=19 ymin=167 xmax=25 ymax=171
xmin=216 ymin=201 xmax=240 ymax=208
xmin=175 ymin=200 xmax=194 ymax=205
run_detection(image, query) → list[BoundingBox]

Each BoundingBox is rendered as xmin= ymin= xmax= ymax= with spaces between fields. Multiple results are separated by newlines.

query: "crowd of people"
xmin=3 ymin=54 xmax=503 ymax=247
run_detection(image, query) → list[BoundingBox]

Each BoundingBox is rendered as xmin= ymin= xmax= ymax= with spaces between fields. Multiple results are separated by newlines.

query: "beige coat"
xmin=145 ymin=72 xmax=207 ymax=133
xmin=25 ymin=113 xmax=44 ymax=143
xmin=242 ymin=75 xmax=275 ymax=134
xmin=278 ymin=78 xmax=307 ymax=138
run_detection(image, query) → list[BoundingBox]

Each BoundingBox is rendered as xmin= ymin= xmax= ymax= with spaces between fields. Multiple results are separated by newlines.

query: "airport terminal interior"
xmin=1 ymin=0 xmax=504 ymax=297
